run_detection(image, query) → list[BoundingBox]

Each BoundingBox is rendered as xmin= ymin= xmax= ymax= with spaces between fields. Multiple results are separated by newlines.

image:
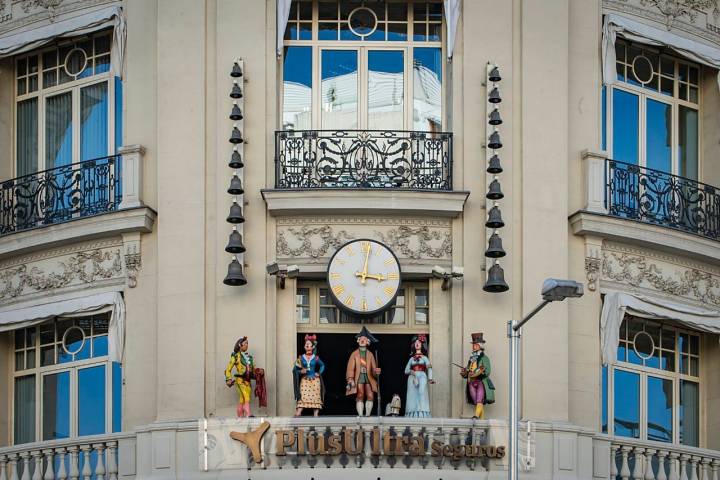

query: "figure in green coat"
xmin=460 ymin=332 xmax=495 ymax=418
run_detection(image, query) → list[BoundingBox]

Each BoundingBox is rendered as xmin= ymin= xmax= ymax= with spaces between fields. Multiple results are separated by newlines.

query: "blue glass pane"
xmin=115 ymin=76 xmax=123 ymax=153
xmin=680 ymin=380 xmax=699 ymax=446
xmin=627 ymin=347 xmax=642 ymax=365
xmin=46 ymin=92 xmax=73 ymax=168
xmin=678 ymin=106 xmax=698 ymax=181
xmin=613 ymin=370 xmax=640 ymax=438
xmin=321 ymin=50 xmax=358 ymax=130
xmin=617 ymin=343 xmax=627 ymax=362
xmin=112 ymin=362 xmax=122 ymax=432
xmin=43 ymin=371 xmax=70 ymax=440
xmin=647 ymin=376 xmax=673 ymax=442
xmin=413 ymin=47 xmax=442 ymax=132
xmin=75 ymin=339 xmax=91 ymax=361
xmin=646 ymin=99 xmax=672 ymax=173
xmin=80 ymin=82 xmax=108 ymax=160
xmin=283 ymin=46 xmax=312 ymax=130
xmin=368 ymin=50 xmax=404 ymax=130
xmin=78 ymin=365 xmax=106 ymax=436
xmin=601 ymin=86 xmax=607 ymax=151
xmin=601 ymin=366 xmax=608 ymax=433
xmin=93 ymin=335 xmax=108 ymax=357
xmin=612 ymin=89 xmax=639 ymax=165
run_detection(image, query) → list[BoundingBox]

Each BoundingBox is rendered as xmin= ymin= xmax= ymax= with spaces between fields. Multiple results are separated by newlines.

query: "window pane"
xmin=45 ymin=92 xmax=73 ymax=168
xmin=389 ymin=306 xmax=405 ymax=324
xmin=43 ymin=371 xmax=70 ymax=440
xmin=612 ymin=89 xmax=639 ymax=165
xmin=15 ymin=330 xmax=25 ymax=349
xmin=645 ymin=99 xmax=671 ymax=174
xmin=93 ymin=335 xmax=109 ymax=357
xmin=321 ymin=50 xmax=358 ymax=129
xmin=16 ymin=98 xmax=38 ymax=177
xmin=678 ymin=106 xmax=698 ymax=181
xmin=80 ymin=82 xmax=109 ymax=160
xmin=319 ymin=307 xmax=337 ymax=323
xmin=614 ymin=370 xmax=640 ymax=438
xmin=368 ymin=50 xmax=404 ymax=130
xmin=15 ymin=351 xmax=24 ymax=370
xmin=647 ymin=376 xmax=673 ymax=443
xmin=78 ymin=365 xmax=106 ymax=436
xmin=296 ymin=306 xmax=310 ymax=324
xmin=41 ymin=345 xmax=55 ymax=366
xmin=414 ymin=47 xmax=442 ymax=132
xmin=112 ymin=362 xmax=122 ymax=432
xmin=601 ymin=366 xmax=608 ymax=433
xmin=14 ymin=375 xmax=36 ymax=444
xmin=283 ymin=46 xmax=312 ymax=130
xmin=680 ymin=380 xmax=699 ymax=446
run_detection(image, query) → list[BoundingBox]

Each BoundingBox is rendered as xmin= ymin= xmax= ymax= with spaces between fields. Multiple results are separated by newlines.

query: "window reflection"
xmin=283 ymin=47 xmax=313 ymax=130
xmin=613 ymin=370 xmax=640 ymax=438
xmin=78 ymin=365 xmax=106 ymax=436
xmin=680 ymin=380 xmax=699 ymax=447
xmin=647 ymin=376 xmax=673 ymax=443
xmin=612 ymin=89 xmax=639 ymax=165
xmin=43 ymin=371 xmax=70 ymax=440
xmin=645 ymin=99 xmax=671 ymax=173
xmin=321 ymin=50 xmax=358 ymax=129
xmin=368 ymin=50 xmax=404 ymax=130
xmin=413 ymin=48 xmax=442 ymax=132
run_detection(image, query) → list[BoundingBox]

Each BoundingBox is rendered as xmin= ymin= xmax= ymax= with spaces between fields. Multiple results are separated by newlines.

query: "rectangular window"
xmin=321 ymin=49 xmax=359 ymax=130
xmin=12 ymin=313 xmax=121 ymax=444
xmin=283 ymin=46 xmax=313 ymax=130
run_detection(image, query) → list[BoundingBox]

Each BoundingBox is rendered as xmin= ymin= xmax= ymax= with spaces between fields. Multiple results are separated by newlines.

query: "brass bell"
xmin=223 ymin=257 xmax=247 ymax=286
xmin=489 ymin=108 xmax=502 ymax=126
xmin=227 ymin=201 xmax=245 ymax=224
xmin=483 ymin=263 xmax=509 ymax=292
xmin=488 ymin=66 xmax=501 ymax=83
xmin=485 ymin=233 xmax=506 ymax=258
xmin=230 ymin=81 xmax=243 ymax=99
xmin=229 ymin=125 xmax=243 ymax=144
xmin=230 ymin=102 xmax=243 ymax=121
xmin=230 ymin=62 xmax=243 ymax=78
xmin=486 ymin=179 xmax=503 ymax=200
xmin=488 ymin=131 xmax=502 ymax=149
xmin=486 ymin=206 xmax=504 ymax=229
xmin=225 ymin=229 xmax=246 ymax=253
xmin=228 ymin=175 xmax=244 ymax=195
xmin=487 ymin=154 xmax=503 ymax=174
xmin=229 ymin=149 xmax=244 ymax=169
xmin=488 ymin=87 xmax=501 ymax=104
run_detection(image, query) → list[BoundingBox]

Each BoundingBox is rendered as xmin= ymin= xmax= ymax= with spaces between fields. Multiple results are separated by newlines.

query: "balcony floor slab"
xmin=262 ymin=189 xmax=470 ymax=217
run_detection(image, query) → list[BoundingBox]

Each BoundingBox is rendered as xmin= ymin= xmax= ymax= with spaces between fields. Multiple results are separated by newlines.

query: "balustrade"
xmin=608 ymin=439 xmax=720 ymax=480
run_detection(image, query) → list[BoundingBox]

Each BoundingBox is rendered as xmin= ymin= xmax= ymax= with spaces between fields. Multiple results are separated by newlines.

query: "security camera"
xmin=287 ymin=265 xmax=300 ymax=278
xmin=266 ymin=262 xmax=280 ymax=275
xmin=431 ymin=265 xmax=447 ymax=278
xmin=451 ymin=266 xmax=464 ymax=278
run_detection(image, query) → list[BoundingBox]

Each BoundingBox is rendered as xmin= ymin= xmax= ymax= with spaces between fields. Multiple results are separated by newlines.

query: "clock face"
xmin=327 ymin=239 xmax=401 ymax=316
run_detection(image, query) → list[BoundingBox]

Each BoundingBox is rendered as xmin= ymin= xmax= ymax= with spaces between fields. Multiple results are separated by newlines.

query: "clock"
xmin=327 ymin=239 xmax=401 ymax=316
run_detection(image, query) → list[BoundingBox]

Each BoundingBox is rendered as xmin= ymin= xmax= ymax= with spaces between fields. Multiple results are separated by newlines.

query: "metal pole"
xmin=508 ymin=320 xmax=520 ymax=480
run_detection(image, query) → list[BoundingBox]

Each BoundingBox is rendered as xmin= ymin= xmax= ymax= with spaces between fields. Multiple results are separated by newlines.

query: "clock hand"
xmin=360 ymin=244 xmax=371 ymax=285
xmin=365 ymin=273 xmax=387 ymax=281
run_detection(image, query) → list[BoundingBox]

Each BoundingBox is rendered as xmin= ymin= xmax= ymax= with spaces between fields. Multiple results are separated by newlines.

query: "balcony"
xmin=264 ymin=130 xmax=468 ymax=217
xmin=571 ymin=151 xmax=720 ymax=264
xmin=0 ymin=145 xmax=154 ymax=260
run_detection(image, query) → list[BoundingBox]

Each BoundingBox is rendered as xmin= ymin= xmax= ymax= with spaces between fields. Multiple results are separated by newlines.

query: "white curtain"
xmin=600 ymin=291 xmax=720 ymax=365
xmin=0 ymin=291 xmax=126 ymax=362
xmin=0 ymin=6 xmax=126 ymax=77
xmin=602 ymin=13 xmax=720 ymax=92
xmin=276 ymin=0 xmax=462 ymax=59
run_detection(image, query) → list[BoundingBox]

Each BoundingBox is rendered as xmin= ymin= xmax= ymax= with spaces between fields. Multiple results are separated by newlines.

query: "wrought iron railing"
xmin=275 ymin=130 xmax=452 ymax=190
xmin=606 ymin=159 xmax=720 ymax=241
xmin=0 ymin=155 xmax=122 ymax=236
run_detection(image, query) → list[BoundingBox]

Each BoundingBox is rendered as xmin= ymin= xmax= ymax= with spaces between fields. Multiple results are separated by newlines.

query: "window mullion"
xmin=72 ymin=85 xmax=80 ymax=164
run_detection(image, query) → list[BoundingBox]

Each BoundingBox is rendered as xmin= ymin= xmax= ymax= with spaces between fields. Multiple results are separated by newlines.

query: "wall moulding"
xmin=0 ymin=0 xmax=115 ymax=33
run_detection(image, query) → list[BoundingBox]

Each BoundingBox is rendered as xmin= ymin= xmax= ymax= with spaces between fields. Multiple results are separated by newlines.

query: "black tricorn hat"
xmin=356 ymin=326 xmax=378 ymax=344
xmin=470 ymin=332 xmax=486 ymax=344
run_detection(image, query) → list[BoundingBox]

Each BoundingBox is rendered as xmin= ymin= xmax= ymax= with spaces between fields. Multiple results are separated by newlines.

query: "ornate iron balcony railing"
xmin=0 ymin=155 xmax=122 ymax=236
xmin=275 ymin=130 xmax=452 ymax=190
xmin=606 ymin=159 xmax=720 ymax=240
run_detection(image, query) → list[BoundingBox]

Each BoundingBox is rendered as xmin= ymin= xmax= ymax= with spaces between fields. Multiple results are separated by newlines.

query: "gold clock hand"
xmin=365 ymin=273 xmax=387 ymax=281
xmin=360 ymin=244 xmax=371 ymax=285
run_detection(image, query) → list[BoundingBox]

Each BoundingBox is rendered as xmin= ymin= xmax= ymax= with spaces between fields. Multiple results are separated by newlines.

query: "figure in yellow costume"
xmin=225 ymin=336 xmax=262 ymax=417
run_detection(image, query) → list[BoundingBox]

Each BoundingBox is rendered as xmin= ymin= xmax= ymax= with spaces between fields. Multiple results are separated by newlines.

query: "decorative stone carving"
xmin=121 ymin=232 xmax=142 ymax=288
xmin=374 ymin=226 xmax=452 ymax=260
xmin=585 ymin=257 xmax=601 ymax=292
xmin=20 ymin=0 xmax=63 ymax=14
xmin=277 ymin=225 xmax=355 ymax=259
xmin=0 ymin=249 xmax=122 ymax=300
xmin=621 ymin=0 xmax=719 ymax=29
xmin=602 ymin=250 xmax=720 ymax=306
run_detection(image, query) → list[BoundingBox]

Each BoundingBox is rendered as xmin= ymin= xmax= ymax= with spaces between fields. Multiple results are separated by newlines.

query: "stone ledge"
xmin=569 ymin=210 xmax=720 ymax=265
xmin=261 ymin=189 xmax=470 ymax=217
xmin=0 ymin=207 xmax=157 ymax=261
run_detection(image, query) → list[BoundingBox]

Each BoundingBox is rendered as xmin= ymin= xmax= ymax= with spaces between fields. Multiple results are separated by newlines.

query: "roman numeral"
xmin=330 ymin=272 xmax=341 ymax=279
xmin=361 ymin=299 xmax=368 ymax=311
xmin=344 ymin=295 xmax=355 ymax=307
xmin=384 ymin=258 xmax=394 ymax=265
xmin=361 ymin=241 xmax=371 ymax=253
xmin=376 ymin=296 xmax=383 ymax=306
xmin=384 ymin=287 xmax=394 ymax=296
xmin=332 ymin=285 xmax=345 ymax=296
xmin=388 ymin=272 xmax=399 ymax=280
xmin=346 ymin=245 xmax=356 ymax=256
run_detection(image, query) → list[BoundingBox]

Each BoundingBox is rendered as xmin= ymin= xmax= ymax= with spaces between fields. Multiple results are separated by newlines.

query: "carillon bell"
xmin=488 ymin=131 xmax=502 ymax=150
xmin=230 ymin=62 xmax=243 ymax=78
xmin=487 ymin=154 xmax=503 ymax=174
xmin=230 ymin=125 xmax=243 ymax=144
xmin=485 ymin=233 xmax=506 ymax=258
xmin=229 ymin=149 xmax=244 ymax=169
xmin=486 ymin=179 xmax=503 ymax=200
xmin=223 ymin=257 xmax=248 ymax=286
xmin=488 ymin=66 xmax=501 ymax=83
xmin=230 ymin=102 xmax=244 ymax=121
xmin=488 ymin=87 xmax=502 ymax=104
xmin=230 ymin=81 xmax=243 ymax=99
xmin=483 ymin=263 xmax=509 ymax=292
xmin=486 ymin=206 xmax=504 ymax=229
xmin=489 ymin=108 xmax=502 ymax=126
xmin=227 ymin=201 xmax=245 ymax=224
xmin=228 ymin=175 xmax=244 ymax=195
xmin=225 ymin=229 xmax=246 ymax=254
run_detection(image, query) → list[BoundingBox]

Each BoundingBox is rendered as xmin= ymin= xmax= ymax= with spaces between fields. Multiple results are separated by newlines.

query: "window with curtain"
xmin=282 ymin=0 xmax=443 ymax=132
xmin=14 ymin=30 xmax=119 ymax=176
xmin=12 ymin=313 xmax=122 ymax=445
xmin=601 ymin=314 xmax=700 ymax=446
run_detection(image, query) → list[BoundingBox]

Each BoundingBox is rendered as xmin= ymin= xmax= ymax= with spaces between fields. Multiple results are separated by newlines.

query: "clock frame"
xmin=326 ymin=238 xmax=402 ymax=316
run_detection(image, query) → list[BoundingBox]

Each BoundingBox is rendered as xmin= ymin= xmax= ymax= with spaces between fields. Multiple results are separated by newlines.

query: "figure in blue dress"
xmin=404 ymin=334 xmax=434 ymax=418
xmin=293 ymin=334 xmax=326 ymax=416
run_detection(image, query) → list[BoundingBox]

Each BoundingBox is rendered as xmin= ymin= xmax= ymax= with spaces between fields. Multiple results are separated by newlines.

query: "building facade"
xmin=0 ymin=0 xmax=720 ymax=478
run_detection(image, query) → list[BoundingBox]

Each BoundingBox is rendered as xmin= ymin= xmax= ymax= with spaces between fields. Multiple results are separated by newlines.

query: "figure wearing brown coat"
xmin=345 ymin=348 xmax=379 ymax=396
